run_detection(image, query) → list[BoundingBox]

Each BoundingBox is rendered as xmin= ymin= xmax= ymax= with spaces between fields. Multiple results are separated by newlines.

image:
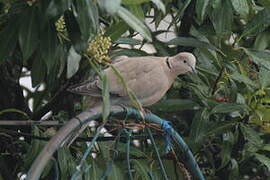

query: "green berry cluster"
xmin=55 ymin=16 xmax=67 ymax=34
xmin=87 ymin=34 xmax=112 ymax=63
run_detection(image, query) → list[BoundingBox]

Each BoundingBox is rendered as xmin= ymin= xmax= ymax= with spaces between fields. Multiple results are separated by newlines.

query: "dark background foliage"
xmin=0 ymin=0 xmax=270 ymax=179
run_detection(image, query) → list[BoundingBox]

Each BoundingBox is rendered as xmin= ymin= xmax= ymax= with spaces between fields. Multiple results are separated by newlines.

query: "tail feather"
xmin=67 ymin=79 xmax=102 ymax=97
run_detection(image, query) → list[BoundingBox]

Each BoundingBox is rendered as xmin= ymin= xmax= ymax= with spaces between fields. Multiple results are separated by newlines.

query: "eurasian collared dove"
xmin=68 ymin=52 xmax=196 ymax=107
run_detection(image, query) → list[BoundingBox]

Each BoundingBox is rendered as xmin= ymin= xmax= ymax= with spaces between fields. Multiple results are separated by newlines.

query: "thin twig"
xmin=0 ymin=120 xmax=62 ymax=126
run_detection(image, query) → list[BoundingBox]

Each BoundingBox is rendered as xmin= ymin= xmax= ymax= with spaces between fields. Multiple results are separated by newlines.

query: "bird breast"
xmin=103 ymin=58 xmax=173 ymax=106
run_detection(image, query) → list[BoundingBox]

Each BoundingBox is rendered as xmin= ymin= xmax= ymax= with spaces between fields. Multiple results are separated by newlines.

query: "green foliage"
xmin=67 ymin=46 xmax=82 ymax=78
xmin=101 ymin=72 xmax=111 ymax=121
xmin=1 ymin=0 xmax=270 ymax=179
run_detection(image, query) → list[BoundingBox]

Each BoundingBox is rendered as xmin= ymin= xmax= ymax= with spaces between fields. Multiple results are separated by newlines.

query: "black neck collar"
xmin=166 ymin=57 xmax=172 ymax=69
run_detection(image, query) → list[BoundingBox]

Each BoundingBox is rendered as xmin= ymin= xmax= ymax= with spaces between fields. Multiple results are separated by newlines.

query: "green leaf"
xmin=64 ymin=10 xmax=85 ymax=52
xmin=167 ymin=37 xmax=219 ymax=51
xmin=57 ymin=147 xmax=76 ymax=179
xmin=259 ymin=67 xmax=270 ymax=88
xmin=111 ymin=48 xmax=149 ymax=57
xmin=46 ymin=0 xmax=72 ymax=18
xmin=241 ymin=7 xmax=270 ymax=38
xmin=211 ymin=103 xmax=247 ymax=114
xmin=152 ymin=40 xmax=171 ymax=56
xmin=211 ymin=0 xmax=221 ymax=9
xmin=151 ymin=0 xmax=166 ymax=14
xmin=261 ymin=144 xmax=270 ymax=151
xmin=128 ymin=5 xmax=145 ymax=19
xmin=101 ymin=72 xmax=110 ymax=122
xmin=177 ymin=0 xmax=191 ymax=18
xmin=230 ymin=71 xmax=257 ymax=87
xmin=236 ymin=93 xmax=246 ymax=104
xmin=254 ymin=153 xmax=270 ymax=171
xmin=229 ymin=159 xmax=239 ymax=179
xmin=41 ymin=159 xmax=54 ymax=179
xmin=0 ymin=17 xmax=19 ymax=64
xmin=31 ymin=54 xmax=46 ymax=87
xmin=189 ymin=108 xmax=209 ymax=144
xmin=105 ymin=21 xmax=129 ymax=41
xmin=206 ymin=122 xmax=238 ymax=136
xmin=97 ymin=141 xmax=114 ymax=160
xmin=117 ymin=6 xmax=152 ymax=42
xmin=0 ymin=108 xmax=29 ymax=118
xmin=75 ymin=0 xmax=99 ymax=41
xmin=196 ymin=0 xmax=210 ymax=23
xmin=210 ymin=0 xmax=233 ymax=35
xmin=240 ymin=124 xmax=262 ymax=146
xmin=98 ymin=0 xmax=121 ymax=15
xmin=254 ymin=31 xmax=270 ymax=50
xmin=117 ymin=143 xmax=148 ymax=158
xmin=67 ymin=46 xmax=82 ymax=78
xmin=40 ymin=22 xmax=58 ymax=72
xmin=108 ymin=163 xmax=125 ymax=180
xmin=19 ymin=7 xmax=39 ymax=61
xmin=220 ymin=132 xmax=234 ymax=169
xmin=151 ymin=99 xmax=200 ymax=112
xmin=257 ymin=0 xmax=270 ymax=6
xmin=132 ymin=160 xmax=150 ymax=179
xmin=122 ymin=0 xmax=150 ymax=5
xmin=115 ymin=37 xmax=141 ymax=45
xmin=57 ymin=46 xmax=67 ymax=77
xmin=230 ymin=0 xmax=249 ymax=17
xmin=24 ymin=127 xmax=45 ymax=168
xmin=242 ymin=48 xmax=270 ymax=70
xmin=162 ymin=159 xmax=185 ymax=179
xmin=86 ymin=159 xmax=103 ymax=180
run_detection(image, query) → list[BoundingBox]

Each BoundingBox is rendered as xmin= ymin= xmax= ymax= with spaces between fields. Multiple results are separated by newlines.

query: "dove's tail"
xmin=67 ymin=79 xmax=102 ymax=97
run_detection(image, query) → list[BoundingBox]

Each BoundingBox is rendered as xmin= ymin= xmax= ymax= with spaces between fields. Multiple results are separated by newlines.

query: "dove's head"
xmin=170 ymin=52 xmax=196 ymax=74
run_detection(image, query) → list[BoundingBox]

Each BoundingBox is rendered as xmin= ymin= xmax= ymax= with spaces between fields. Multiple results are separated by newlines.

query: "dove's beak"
xmin=189 ymin=65 xmax=197 ymax=74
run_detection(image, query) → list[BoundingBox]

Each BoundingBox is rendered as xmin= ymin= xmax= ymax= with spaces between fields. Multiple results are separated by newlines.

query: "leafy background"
xmin=0 ymin=0 xmax=270 ymax=179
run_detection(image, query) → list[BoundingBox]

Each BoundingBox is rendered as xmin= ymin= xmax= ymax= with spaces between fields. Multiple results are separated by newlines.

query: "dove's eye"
xmin=183 ymin=60 xmax=187 ymax=63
